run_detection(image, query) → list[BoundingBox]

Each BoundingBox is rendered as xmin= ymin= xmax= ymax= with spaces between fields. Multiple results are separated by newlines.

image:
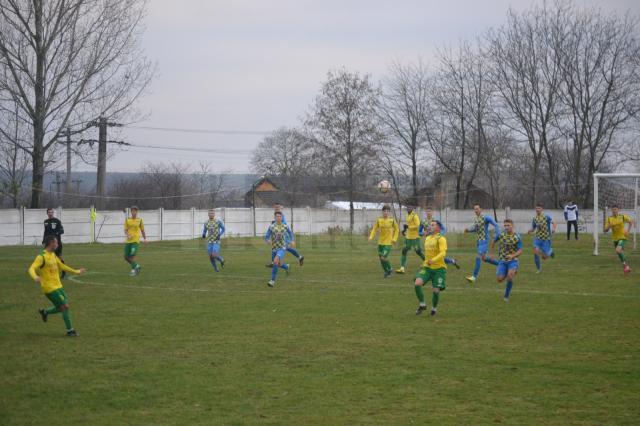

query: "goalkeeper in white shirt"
xmin=563 ymin=200 xmax=579 ymax=240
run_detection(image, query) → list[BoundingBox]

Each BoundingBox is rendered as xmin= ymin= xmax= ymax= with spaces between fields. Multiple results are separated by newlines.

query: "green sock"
xmin=432 ymin=292 xmax=440 ymax=308
xmin=618 ymin=252 xmax=626 ymax=263
xmin=62 ymin=310 xmax=72 ymax=331
xmin=401 ymin=254 xmax=407 ymax=268
xmin=45 ymin=306 xmax=59 ymax=315
xmin=384 ymin=260 xmax=392 ymax=272
xmin=131 ymin=262 xmax=139 ymax=269
xmin=414 ymin=285 xmax=425 ymax=304
xmin=417 ymin=250 xmax=425 ymax=260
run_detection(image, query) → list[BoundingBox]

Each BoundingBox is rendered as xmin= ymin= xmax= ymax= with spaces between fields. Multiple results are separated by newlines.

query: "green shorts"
xmin=46 ymin=288 xmax=68 ymax=308
xmin=614 ymin=240 xmax=627 ymax=249
xmin=377 ymin=245 xmax=392 ymax=258
xmin=124 ymin=242 xmax=140 ymax=257
xmin=415 ymin=267 xmax=446 ymax=290
xmin=403 ymin=238 xmax=422 ymax=251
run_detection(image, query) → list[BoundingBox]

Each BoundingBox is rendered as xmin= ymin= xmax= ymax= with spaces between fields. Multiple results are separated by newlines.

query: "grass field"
xmin=1 ymin=233 xmax=639 ymax=425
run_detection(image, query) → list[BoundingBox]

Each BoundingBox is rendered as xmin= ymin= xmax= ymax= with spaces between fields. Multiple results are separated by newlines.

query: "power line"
xmin=125 ymin=125 xmax=270 ymax=136
xmin=126 ymin=143 xmax=252 ymax=155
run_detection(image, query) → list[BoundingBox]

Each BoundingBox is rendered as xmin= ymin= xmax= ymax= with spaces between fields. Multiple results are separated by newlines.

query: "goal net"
xmin=593 ymin=173 xmax=640 ymax=255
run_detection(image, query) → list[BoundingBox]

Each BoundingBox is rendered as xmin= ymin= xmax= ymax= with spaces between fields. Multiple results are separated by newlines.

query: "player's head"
xmin=425 ymin=206 xmax=432 ymax=217
xmin=46 ymin=208 xmax=54 ymax=219
xmin=406 ymin=205 xmax=414 ymax=214
xmin=611 ymin=205 xmax=619 ymax=215
xmin=382 ymin=205 xmax=391 ymax=218
xmin=208 ymin=209 xmax=215 ymax=219
xmin=43 ymin=234 xmax=58 ymax=251
xmin=535 ymin=203 xmax=543 ymax=215
xmin=503 ymin=218 xmax=514 ymax=233
xmin=130 ymin=206 xmax=138 ymax=217
xmin=568 ymin=200 xmax=574 ymax=205
xmin=431 ymin=220 xmax=442 ymax=233
xmin=473 ymin=204 xmax=482 ymax=215
xmin=274 ymin=211 xmax=283 ymax=223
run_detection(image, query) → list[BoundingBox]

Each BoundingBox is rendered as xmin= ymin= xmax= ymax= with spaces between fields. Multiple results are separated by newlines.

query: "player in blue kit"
xmin=528 ymin=203 xmax=556 ymax=273
xmin=465 ymin=204 xmax=500 ymax=283
xmin=202 ymin=209 xmax=225 ymax=272
xmin=491 ymin=219 xmax=523 ymax=302
xmin=265 ymin=211 xmax=293 ymax=287
xmin=266 ymin=204 xmax=304 ymax=267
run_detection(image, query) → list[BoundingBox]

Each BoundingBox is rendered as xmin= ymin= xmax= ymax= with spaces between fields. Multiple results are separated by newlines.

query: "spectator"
xmin=564 ymin=200 xmax=579 ymax=240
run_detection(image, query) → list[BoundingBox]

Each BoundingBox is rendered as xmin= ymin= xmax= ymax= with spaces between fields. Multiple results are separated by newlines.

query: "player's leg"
xmin=269 ymin=250 xmax=280 ymax=286
xmin=286 ymin=245 xmax=304 ymax=265
xmin=533 ymin=241 xmax=542 ymax=272
xmin=544 ymin=240 xmax=554 ymax=259
xmin=467 ymin=241 xmax=489 ymax=283
xmin=615 ymin=240 xmax=631 ymax=273
xmin=380 ymin=245 xmax=393 ymax=278
xmin=566 ymin=222 xmax=571 ymax=240
xmin=430 ymin=268 xmax=446 ymax=316
xmin=414 ymin=269 xmax=427 ymax=314
xmin=43 ymin=289 xmax=76 ymax=335
xmin=397 ymin=240 xmax=411 ymax=273
xmin=574 ymin=221 xmax=579 ymax=240
xmin=207 ymin=243 xmax=219 ymax=272
xmin=504 ymin=264 xmax=518 ymax=301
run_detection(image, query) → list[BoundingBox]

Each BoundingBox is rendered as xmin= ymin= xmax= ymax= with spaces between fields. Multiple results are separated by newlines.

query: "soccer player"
xmin=528 ymin=203 xmax=556 ymax=273
xmin=419 ymin=206 xmax=460 ymax=269
xmin=202 ymin=209 xmax=225 ymax=272
xmin=266 ymin=204 xmax=304 ymax=266
xmin=265 ymin=211 xmax=293 ymax=287
xmin=396 ymin=205 xmax=424 ymax=274
xmin=604 ymin=205 xmax=635 ymax=274
xmin=124 ymin=206 xmax=147 ymax=276
xmin=491 ymin=219 xmax=523 ymax=302
xmin=464 ymin=204 xmax=500 ymax=283
xmin=28 ymin=235 xmax=86 ymax=336
xmin=368 ymin=205 xmax=399 ymax=278
xmin=414 ymin=220 xmax=447 ymax=316
xmin=43 ymin=208 xmax=66 ymax=278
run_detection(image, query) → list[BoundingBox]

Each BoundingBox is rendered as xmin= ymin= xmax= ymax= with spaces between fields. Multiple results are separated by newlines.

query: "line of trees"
xmin=252 ymin=1 xmax=640 ymax=231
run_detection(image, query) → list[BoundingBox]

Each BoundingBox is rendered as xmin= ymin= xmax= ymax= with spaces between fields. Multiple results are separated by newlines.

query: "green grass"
xmin=0 ymin=234 xmax=638 ymax=425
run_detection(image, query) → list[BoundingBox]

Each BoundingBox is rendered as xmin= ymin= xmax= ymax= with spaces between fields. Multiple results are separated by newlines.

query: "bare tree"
xmin=0 ymin=100 xmax=29 ymax=207
xmin=378 ymin=60 xmax=430 ymax=199
xmin=305 ymin=69 xmax=381 ymax=231
xmin=0 ymin=0 xmax=155 ymax=207
xmin=557 ymin=6 xmax=640 ymax=207
xmin=194 ymin=161 xmax=227 ymax=208
xmin=486 ymin=3 xmax=567 ymax=206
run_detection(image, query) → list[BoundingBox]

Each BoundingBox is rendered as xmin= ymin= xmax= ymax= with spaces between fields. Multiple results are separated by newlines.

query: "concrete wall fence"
xmin=0 ymin=206 xmax=625 ymax=247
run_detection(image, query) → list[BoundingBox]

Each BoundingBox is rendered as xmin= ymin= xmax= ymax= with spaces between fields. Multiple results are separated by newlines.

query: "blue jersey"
xmin=265 ymin=222 xmax=294 ymax=250
xmin=531 ymin=214 xmax=553 ymax=240
xmin=494 ymin=231 xmax=523 ymax=261
xmin=419 ymin=217 xmax=447 ymax=236
xmin=468 ymin=215 xmax=500 ymax=241
xmin=202 ymin=219 xmax=225 ymax=242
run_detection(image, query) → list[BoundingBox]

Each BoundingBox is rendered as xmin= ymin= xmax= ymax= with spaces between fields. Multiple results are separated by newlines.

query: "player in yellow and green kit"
xmin=369 ymin=205 xmax=399 ymax=278
xmin=414 ymin=220 xmax=447 ymax=316
xmin=604 ymin=205 xmax=635 ymax=274
xmin=124 ymin=206 xmax=147 ymax=276
xmin=28 ymin=235 xmax=86 ymax=336
xmin=396 ymin=205 xmax=424 ymax=274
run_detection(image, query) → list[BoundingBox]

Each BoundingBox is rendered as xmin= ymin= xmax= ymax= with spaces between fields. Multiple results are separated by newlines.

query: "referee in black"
xmin=43 ymin=208 xmax=66 ymax=277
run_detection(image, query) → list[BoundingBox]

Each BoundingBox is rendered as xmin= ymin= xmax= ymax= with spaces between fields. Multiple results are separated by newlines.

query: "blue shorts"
xmin=272 ymin=248 xmax=286 ymax=261
xmin=497 ymin=260 xmax=519 ymax=277
xmin=533 ymin=239 xmax=552 ymax=256
xmin=476 ymin=240 xmax=489 ymax=255
xmin=207 ymin=242 xmax=221 ymax=255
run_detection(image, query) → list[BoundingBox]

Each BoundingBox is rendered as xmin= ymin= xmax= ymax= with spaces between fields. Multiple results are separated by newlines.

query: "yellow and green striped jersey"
xmin=606 ymin=214 xmax=632 ymax=241
xmin=28 ymin=251 xmax=80 ymax=294
xmin=369 ymin=217 xmax=399 ymax=246
xmin=423 ymin=234 xmax=447 ymax=269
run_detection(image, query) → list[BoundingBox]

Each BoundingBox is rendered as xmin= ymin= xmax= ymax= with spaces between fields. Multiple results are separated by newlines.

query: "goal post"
xmin=593 ymin=173 xmax=640 ymax=256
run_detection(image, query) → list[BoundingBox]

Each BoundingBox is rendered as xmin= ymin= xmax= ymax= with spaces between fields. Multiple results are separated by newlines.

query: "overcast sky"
xmin=90 ymin=0 xmax=639 ymax=174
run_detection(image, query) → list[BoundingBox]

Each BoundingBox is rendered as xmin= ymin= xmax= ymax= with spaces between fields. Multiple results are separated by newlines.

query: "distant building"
xmin=417 ymin=173 xmax=494 ymax=209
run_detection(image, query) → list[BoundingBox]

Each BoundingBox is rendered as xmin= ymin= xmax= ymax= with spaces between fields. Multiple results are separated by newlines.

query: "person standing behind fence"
xmin=43 ymin=208 xmax=66 ymax=278
xmin=564 ymin=201 xmax=579 ymax=240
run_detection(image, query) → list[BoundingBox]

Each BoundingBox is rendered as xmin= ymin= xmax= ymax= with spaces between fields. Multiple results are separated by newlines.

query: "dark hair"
xmin=46 ymin=208 xmax=53 ymax=213
xmin=536 ymin=202 xmax=543 ymax=208
xmin=131 ymin=206 xmax=139 ymax=211
xmin=274 ymin=211 xmax=283 ymax=217
xmin=611 ymin=204 xmax=620 ymax=209
xmin=382 ymin=205 xmax=391 ymax=211
xmin=473 ymin=203 xmax=481 ymax=208
xmin=504 ymin=218 xmax=514 ymax=224
xmin=43 ymin=235 xmax=57 ymax=247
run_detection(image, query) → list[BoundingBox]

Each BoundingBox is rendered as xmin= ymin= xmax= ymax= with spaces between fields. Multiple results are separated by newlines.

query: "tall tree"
xmin=0 ymin=0 xmax=154 ymax=207
xmin=305 ymin=69 xmax=381 ymax=231
xmin=378 ymin=60 xmax=430 ymax=200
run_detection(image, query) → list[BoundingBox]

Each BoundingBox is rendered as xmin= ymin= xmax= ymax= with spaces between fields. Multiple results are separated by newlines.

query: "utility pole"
xmin=65 ymin=127 xmax=72 ymax=194
xmin=72 ymin=179 xmax=83 ymax=194
xmin=93 ymin=117 xmax=123 ymax=209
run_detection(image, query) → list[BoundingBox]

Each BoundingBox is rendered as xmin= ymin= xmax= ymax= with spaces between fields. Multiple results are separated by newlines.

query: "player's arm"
xmin=528 ymin=219 xmax=536 ymax=234
xmin=392 ymin=220 xmax=399 ymax=243
xmin=368 ymin=220 xmax=379 ymax=241
xmin=202 ymin=223 xmax=207 ymax=238
xmin=124 ymin=220 xmax=129 ymax=237
xmin=285 ymin=227 xmax=294 ymax=245
xmin=624 ymin=216 xmax=634 ymax=236
xmin=140 ymin=219 xmax=147 ymax=242
xmin=56 ymin=257 xmax=85 ymax=274
xmin=464 ymin=223 xmax=476 ymax=233
xmin=428 ymin=237 xmax=447 ymax=265
xmin=509 ymin=238 xmax=524 ymax=260
xmin=418 ymin=223 xmax=424 ymax=236
xmin=218 ymin=220 xmax=225 ymax=238
xmin=563 ymin=207 xmax=568 ymax=221
xmin=28 ymin=255 xmax=44 ymax=282
xmin=603 ymin=218 xmax=610 ymax=233
xmin=490 ymin=232 xmax=500 ymax=251
xmin=264 ymin=227 xmax=272 ymax=243
xmin=550 ymin=216 xmax=557 ymax=233
xmin=57 ymin=220 xmax=64 ymax=236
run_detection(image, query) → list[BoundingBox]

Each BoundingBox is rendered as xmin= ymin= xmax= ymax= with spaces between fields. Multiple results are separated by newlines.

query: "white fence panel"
xmin=0 ymin=209 xmax=21 ymax=246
